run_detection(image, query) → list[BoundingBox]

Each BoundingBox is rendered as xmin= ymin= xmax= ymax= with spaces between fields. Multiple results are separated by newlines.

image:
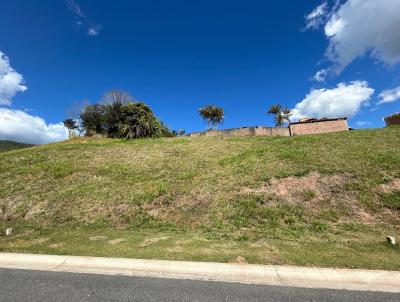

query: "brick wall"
xmin=384 ymin=113 xmax=400 ymax=126
xmin=188 ymin=126 xmax=290 ymax=138
xmin=289 ymin=119 xmax=348 ymax=136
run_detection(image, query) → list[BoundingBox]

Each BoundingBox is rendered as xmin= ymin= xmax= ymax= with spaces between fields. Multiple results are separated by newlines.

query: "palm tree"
xmin=63 ymin=118 xmax=77 ymax=138
xmin=281 ymin=107 xmax=292 ymax=123
xmin=268 ymin=104 xmax=282 ymax=116
xmin=267 ymin=104 xmax=292 ymax=126
xmin=199 ymin=105 xmax=224 ymax=129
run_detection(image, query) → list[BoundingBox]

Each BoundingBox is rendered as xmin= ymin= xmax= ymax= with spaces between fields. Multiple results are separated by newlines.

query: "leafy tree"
xmin=117 ymin=102 xmax=168 ymax=139
xmin=268 ymin=104 xmax=292 ymax=126
xmin=63 ymin=118 xmax=77 ymax=138
xmin=80 ymin=104 xmax=106 ymax=136
xmin=198 ymin=105 xmax=224 ymax=129
xmin=79 ymin=90 xmax=173 ymax=139
xmin=104 ymin=101 xmax=124 ymax=138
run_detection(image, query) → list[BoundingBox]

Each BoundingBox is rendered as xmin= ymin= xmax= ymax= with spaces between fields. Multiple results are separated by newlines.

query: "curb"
xmin=0 ymin=253 xmax=399 ymax=293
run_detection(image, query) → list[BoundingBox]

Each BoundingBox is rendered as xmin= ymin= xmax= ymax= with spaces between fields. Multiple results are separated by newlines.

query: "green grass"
xmin=1 ymin=127 xmax=400 ymax=269
xmin=0 ymin=140 xmax=33 ymax=153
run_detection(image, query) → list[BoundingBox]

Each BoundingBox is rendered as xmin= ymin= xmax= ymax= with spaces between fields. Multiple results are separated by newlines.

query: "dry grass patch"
xmin=380 ymin=178 xmax=400 ymax=193
xmin=247 ymin=172 xmax=351 ymax=204
xmin=138 ymin=236 xmax=170 ymax=247
xmin=89 ymin=235 xmax=108 ymax=241
xmin=108 ymin=238 xmax=126 ymax=245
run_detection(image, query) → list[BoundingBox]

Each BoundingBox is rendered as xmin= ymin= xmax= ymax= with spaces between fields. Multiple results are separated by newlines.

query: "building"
xmin=289 ymin=117 xmax=349 ymax=136
xmin=384 ymin=113 xmax=400 ymax=126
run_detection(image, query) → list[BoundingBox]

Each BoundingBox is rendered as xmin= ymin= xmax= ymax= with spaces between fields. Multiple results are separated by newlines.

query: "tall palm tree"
xmin=63 ymin=119 xmax=77 ymax=138
xmin=199 ymin=105 xmax=224 ymax=129
xmin=268 ymin=104 xmax=282 ymax=116
xmin=268 ymin=104 xmax=292 ymax=126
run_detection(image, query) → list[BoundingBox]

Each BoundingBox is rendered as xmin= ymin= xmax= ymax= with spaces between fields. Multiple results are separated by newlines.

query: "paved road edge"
xmin=0 ymin=253 xmax=399 ymax=293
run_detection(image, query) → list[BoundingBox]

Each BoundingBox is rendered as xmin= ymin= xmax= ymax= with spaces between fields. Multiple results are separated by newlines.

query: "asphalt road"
xmin=1 ymin=268 xmax=399 ymax=302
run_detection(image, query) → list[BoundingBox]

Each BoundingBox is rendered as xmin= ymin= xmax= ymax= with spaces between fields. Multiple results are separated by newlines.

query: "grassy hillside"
xmin=0 ymin=140 xmax=33 ymax=153
xmin=1 ymin=127 xmax=399 ymax=269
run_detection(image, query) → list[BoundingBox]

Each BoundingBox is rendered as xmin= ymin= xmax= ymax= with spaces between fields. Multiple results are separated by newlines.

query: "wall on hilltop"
xmin=188 ymin=126 xmax=290 ymax=138
xmin=289 ymin=119 xmax=349 ymax=136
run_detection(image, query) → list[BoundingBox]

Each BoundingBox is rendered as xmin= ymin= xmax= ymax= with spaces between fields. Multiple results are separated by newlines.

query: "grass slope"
xmin=1 ymin=127 xmax=400 ymax=269
xmin=0 ymin=140 xmax=33 ymax=153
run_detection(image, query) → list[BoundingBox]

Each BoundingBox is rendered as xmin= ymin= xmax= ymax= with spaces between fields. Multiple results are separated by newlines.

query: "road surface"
xmin=1 ymin=268 xmax=399 ymax=301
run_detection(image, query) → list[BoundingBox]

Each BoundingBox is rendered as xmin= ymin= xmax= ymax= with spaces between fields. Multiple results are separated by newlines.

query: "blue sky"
xmin=1 ymin=0 xmax=400 ymax=144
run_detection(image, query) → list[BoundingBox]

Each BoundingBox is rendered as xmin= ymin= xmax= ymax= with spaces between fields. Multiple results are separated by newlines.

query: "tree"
xmin=101 ymin=90 xmax=135 ymax=105
xmin=103 ymin=101 xmax=124 ymax=138
xmin=268 ymin=104 xmax=292 ymax=126
xmin=63 ymin=119 xmax=77 ymax=138
xmin=281 ymin=107 xmax=292 ymax=123
xmin=198 ymin=105 xmax=224 ymax=129
xmin=117 ymin=102 xmax=170 ymax=139
xmin=79 ymin=90 xmax=173 ymax=139
xmin=66 ymin=99 xmax=90 ymax=136
xmin=80 ymin=104 xmax=106 ymax=136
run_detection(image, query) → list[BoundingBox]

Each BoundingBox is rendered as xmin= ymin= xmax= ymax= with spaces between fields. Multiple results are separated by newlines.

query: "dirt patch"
xmin=49 ymin=243 xmax=65 ymax=248
xmin=244 ymin=172 xmax=377 ymax=223
xmin=144 ymin=192 xmax=213 ymax=225
xmin=138 ymin=236 xmax=170 ymax=247
xmin=249 ymin=172 xmax=351 ymax=204
xmin=380 ymin=179 xmax=400 ymax=193
xmin=166 ymin=246 xmax=185 ymax=253
xmin=32 ymin=237 xmax=50 ymax=245
xmin=108 ymin=238 xmax=126 ymax=245
xmin=89 ymin=235 xmax=108 ymax=241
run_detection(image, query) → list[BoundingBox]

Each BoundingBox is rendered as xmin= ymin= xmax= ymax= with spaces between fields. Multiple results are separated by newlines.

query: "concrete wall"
xmin=384 ymin=113 xmax=400 ymax=126
xmin=289 ymin=119 xmax=348 ymax=136
xmin=188 ymin=126 xmax=290 ymax=138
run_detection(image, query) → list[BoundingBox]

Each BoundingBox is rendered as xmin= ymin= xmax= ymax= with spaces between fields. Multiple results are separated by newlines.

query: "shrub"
xmin=80 ymin=104 xmax=106 ymax=136
xmin=79 ymin=96 xmax=173 ymax=139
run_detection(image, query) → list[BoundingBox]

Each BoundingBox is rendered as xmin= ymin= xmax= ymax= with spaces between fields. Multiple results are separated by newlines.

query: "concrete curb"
xmin=0 ymin=253 xmax=399 ymax=293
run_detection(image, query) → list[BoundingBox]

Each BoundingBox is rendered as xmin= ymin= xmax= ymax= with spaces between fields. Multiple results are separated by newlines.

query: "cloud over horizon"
xmin=307 ymin=0 xmax=400 ymax=80
xmin=0 ymin=51 xmax=27 ymax=106
xmin=0 ymin=108 xmax=68 ymax=145
xmin=291 ymin=81 xmax=374 ymax=121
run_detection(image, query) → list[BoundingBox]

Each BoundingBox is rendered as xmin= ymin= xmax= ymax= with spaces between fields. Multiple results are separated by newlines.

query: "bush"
xmin=80 ymin=104 xmax=106 ymax=136
xmin=80 ymin=98 xmax=173 ymax=139
xmin=118 ymin=102 xmax=169 ymax=139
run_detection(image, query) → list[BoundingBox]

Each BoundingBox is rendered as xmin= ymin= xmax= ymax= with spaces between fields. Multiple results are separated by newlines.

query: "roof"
xmin=289 ymin=117 xmax=347 ymax=125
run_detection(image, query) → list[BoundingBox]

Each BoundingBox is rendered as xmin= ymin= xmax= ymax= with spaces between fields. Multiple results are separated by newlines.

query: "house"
xmin=384 ymin=113 xmax=400 ymax=126
xmin=289 ymin=117 xmax=349 ymax=136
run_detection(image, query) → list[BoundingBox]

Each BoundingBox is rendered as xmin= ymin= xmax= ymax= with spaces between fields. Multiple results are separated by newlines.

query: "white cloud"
xmin=65 ymin=0 xmax=102 ymax=36
xmin=305 ymin=2 xmax=328 ymax=30
xmin=356 ymin=121 xmax=371 ymax=127
xmin=291 ymin=81 xmax=374 ymax=121
xmin=0 ymin=108 xmax=68 ymax=145
xmin=87 ymin=25 xmax=102 ymax=36
xmin=0 ymin=51 xmax=27 ymax=105
xmin=308 ymin=0 xmax=400 ymax=76
xmin=312 ymin=69 xmax=329 ymax=82
xmin=378 ymin=86 xmax=400 ymax=105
